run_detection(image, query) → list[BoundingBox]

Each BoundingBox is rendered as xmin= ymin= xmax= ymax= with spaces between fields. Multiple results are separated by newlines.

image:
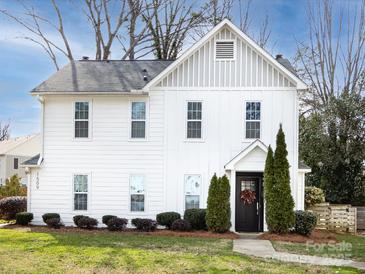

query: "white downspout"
xmin=37 ymin=95 xmax=44 ymax=165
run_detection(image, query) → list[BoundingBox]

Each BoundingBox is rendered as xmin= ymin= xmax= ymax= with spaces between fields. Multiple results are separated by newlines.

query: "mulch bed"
xmin=3 ymin=224 xmax=239 ymax=239
xmin=258 ymin=229 xmax=339 ymax=243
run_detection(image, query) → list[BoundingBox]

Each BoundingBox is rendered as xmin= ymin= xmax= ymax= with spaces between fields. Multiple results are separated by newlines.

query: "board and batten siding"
xmin=156 ymin=27 xmax=295 ymax=88
xmin=29 ymin=94 xmax=166 ymax=225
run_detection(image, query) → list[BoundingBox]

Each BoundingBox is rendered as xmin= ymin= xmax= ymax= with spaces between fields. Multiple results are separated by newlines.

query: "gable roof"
xmin=144 ymin=19 xmax=307 ymax=90
xmin=0 ymin=134 xmax=39 ymax=155
xmin=225 ymin=139 xmax=268 ymax=170
xmin=31 ymin=60 xmax=173 ymax=94
xmin=21 ymin=154 xmax=40 ymax=166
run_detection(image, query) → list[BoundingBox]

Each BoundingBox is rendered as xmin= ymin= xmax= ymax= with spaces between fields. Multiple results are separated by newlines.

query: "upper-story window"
xmin=245 ymin=102 xmax=261 ymax=139
xmin=187 ymin=102 xmax=202 ymax=139
xmin=14 ymin=158 xmax=19 ymax=170
xmin=75 ymin=102 xmax=89 ymax=138
xmin=131 ymin=102 xmax=146 ymax=139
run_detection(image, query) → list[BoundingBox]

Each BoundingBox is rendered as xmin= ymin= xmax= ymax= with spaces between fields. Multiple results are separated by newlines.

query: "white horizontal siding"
xmin=30 ymin=94 xmax=165 ymax=225
xmin=157 ymin=27 xmax=295 ymax=88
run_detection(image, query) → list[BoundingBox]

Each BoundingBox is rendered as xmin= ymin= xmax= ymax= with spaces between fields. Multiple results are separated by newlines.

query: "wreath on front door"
xmin=240 ymin=189 xmax=256 ymax=205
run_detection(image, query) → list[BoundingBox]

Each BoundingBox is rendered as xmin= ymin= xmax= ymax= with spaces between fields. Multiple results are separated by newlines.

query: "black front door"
xmin=235 ymin=173 xmax=263 ymax=232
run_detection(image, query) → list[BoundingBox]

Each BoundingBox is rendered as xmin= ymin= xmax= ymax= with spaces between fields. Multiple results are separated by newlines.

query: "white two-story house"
xmin=23 ymin=19 xmax=310 ymax=232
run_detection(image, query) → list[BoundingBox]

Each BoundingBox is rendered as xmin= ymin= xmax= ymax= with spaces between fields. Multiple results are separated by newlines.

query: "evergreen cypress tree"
xmin=271 ymin=124 xmax=295 ymax=233
xmin=263 ymin=145 xmax=275 ymax=231
xmin=206 ymin=174 xmax=231 ymax=233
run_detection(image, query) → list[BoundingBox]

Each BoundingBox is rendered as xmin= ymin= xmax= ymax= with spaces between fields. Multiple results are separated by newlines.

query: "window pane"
xmin=74 ymin=193 xmax=87 ymax=210
xmin=131 ymin=121 xmax=145 ymax=138
xmin=187 ymin=121 xmax=201 ymax=139
xmin=246 ymin=102 xmax=260 ymax=120
xmin=131 ymin=194 xmax=144 ymax=211
xmin=246 ymin=121 xmax=260 ymax=138
xmin=74 ymin=175 xmax=88 ymax=192
xmin=187 ymin=102 xmax=202 ymax=120
xmin=130 ymin=175 xmax=144 ymax=194
xmin=185 ymin=195 xmax=200 ymax=210
xmin=185 ymin=175 xmax=201 ymax=195
xmin=132 ymin=102 xmax=146 ymax=119
xmin=75 ymin=121 xmax=89 ymax=138
xmin=75 ymin=102 xmax=89 ymax=120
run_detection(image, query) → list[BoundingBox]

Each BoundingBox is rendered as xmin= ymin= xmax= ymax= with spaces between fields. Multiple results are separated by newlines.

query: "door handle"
xmin=256 ymin=202 xmax=259 ymax=215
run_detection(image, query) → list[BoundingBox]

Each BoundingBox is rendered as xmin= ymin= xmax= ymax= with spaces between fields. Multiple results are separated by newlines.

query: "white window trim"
xmin=128 ymin=100 xmax=148 ymax=141
xmin=129 ymin=174 xmax=147 ymax=213
xmin=72 ymin=100 xmax=92 ymax=141
xmin=214 ymin=39 xmax=236 ymax=61
xmin=72 ymin=173 xmax=90 ymax=212
xmin=185 ymin=100 xmax=204 ymax=142
xmin=184 ymin=174 xmax=202 ymax=211
xmin=244 ymin=100 xmax=262 ymax=141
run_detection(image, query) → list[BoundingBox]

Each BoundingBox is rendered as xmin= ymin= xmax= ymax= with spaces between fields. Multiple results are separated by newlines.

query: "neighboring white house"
xmin=23 ymin=19 xmax=310 ymax=232
xmin=0 ymin=134 xmax=41 ymax=186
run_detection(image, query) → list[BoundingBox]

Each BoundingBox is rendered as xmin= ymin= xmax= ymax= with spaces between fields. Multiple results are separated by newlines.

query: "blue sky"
xmin=0 ymin=0 xmax=355 ymax=137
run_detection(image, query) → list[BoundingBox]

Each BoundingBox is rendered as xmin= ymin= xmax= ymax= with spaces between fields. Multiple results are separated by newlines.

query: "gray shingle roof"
xmin=32 ymin=60 xmax=173 ymax=93
xmin=299 ymin=161 xmax=311 ymax=170
xmin=276 ymin=56 xmax=297 ymax=76
xmin=22 ymin=154 xmax=40 ymax=166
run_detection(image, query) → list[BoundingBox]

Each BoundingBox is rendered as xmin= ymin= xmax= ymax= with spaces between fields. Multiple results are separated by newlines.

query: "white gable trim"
xmin=225 ymin=139 xmax=268 ymax=170
xmin=144 ymin=19 xmax=307 ymax=90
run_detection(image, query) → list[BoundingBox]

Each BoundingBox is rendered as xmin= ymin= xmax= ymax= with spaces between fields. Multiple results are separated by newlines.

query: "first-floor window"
xmin=74 ymin=174 xmax=88 ymax=210
xmin=130 ymin=175 xmax=145 ymax=211
xmin=184 ymin=175 xmax=201 ymax=209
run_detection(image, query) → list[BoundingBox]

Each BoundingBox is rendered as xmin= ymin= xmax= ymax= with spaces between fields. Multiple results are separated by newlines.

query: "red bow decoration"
xmin=240 ymin=189 xmax=256 ymax=205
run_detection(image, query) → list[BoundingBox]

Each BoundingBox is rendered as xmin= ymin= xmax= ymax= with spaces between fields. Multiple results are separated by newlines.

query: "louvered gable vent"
xmin=215 ymin=41 xmax=235 ymax=60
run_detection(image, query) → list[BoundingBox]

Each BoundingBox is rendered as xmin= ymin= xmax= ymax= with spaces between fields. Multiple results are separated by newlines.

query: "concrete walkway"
xmin=233 ymin=239 xmax=365 ymax=271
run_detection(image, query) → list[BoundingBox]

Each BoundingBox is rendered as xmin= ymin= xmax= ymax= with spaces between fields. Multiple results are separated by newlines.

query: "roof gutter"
xmin=30 ymin=90 xmax=149 ymax=96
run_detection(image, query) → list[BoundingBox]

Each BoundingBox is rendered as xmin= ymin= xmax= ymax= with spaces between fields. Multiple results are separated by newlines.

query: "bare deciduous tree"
xmin=294 ymin=0 xmax=365 ymax=110
xmin=0 ymin=123 xmax=10 ymax=141
xmin=144 ymin=0 xmax=202 ymax=60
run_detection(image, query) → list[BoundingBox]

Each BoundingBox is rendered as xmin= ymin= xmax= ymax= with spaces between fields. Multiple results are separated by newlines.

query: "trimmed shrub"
xmin=42 ymin=213 xmax=60 ymax=224
xmin=156 ymin=212 xmax=181 ymax=229
xmin=73 ymin=215 xmax=86 ymax=226
xmin=295 ymin=210 xmax=317 ymax=236
xmin=45 ymin=217 xmax=63 ymax=229
xmin=183 ymin=209 xmax=206 ymax=230
xmin=0 ymin=196 xmax=27 ymax=220
xmin=305 ymin=186 xmax=325 ymax=209
xmin=15 ymin=212 xmax=33 ymax=225
xmin=106 ymin=217 xmax=128 ymax=231
xmin=264 ymin=146 xmax=275 ymax=232
xmin=171 ymin=219 xmax=191 ymax=231
xmin=206 ymin=174 xmax=231 ymax=233
xmin=131 ymin=218 xmax=157 ymax=232
xmin=76 ymin=216 xmax=98 ymax=229
xmin=268 ymin=125 xmax=295 ymax=233
xmin=102 ymin=215 xmax=117 ymax=225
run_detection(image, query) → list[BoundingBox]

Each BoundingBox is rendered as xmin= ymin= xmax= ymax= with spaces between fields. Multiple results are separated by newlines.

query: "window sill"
xmin=73 ymin=137 xmax=93 ymax=142
xmin=128 ymin=138 xmax=148 ymax=142
xmin=184 ymin=139 xmax=205 ymax=143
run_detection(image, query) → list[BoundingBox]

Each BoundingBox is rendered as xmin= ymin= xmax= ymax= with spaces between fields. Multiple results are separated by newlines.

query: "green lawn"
xmin=0 ymin=228 xmax=359 ymax=273
xmin=272 ymin=234 xmax=365 ymax=262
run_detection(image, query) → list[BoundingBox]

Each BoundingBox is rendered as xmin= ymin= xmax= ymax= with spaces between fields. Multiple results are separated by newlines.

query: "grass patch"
xmin=0 ymin=228 xmax=360 ymax=273
xmin=272 ymin=233 xmax=365 ymax=262
xmin=0 ymin=219 xmax=14 ymax=225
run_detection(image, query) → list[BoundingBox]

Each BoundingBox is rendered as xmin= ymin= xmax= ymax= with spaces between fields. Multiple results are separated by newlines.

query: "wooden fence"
xmin=357 ymin=207 xmax=365 ymax=230
xmin=308 ymin=203 xmax=357 ymax=234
